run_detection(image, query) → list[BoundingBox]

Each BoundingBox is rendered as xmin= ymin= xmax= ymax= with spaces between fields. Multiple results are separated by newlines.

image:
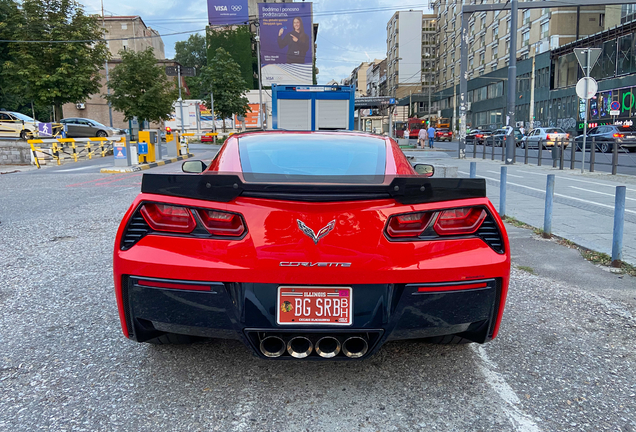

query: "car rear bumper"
xmin=119 ymin=275 xmax=504 ymax=359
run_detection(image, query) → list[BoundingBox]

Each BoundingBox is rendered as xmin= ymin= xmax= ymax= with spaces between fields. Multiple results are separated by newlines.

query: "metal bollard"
xmin=473 ymin=140 xmax=477 ymax=158
xmin=569 ymin=137 xmax=576 ymax=170
xmin=589 ymin=137 xmax=596 ymax=172
xmin=501 ymin=138 xmax=505 ymax=162
xmin=491 ymin=137 xmax=495 ymax=161
xmin=499 ymin=166 xmax=507 ymax=216
xmin=559 ymin=140 xmax=565 ymax=170
xmin=543 ymin=174 xmax=555 ymax=238
xmin=612 ymin=142 xmax=619 ymax=175
xmin=524 ymin=140 xmax=529 ymax=164
xmin=538 ymin=139 xmax=543 ymax=166
xmin=470 ymin=161 xmax=476 ymax=178
xmin=482 ymin=139 xmax=486 ymax=159
xmin=611 ymin=186 xmax=626 ymax=267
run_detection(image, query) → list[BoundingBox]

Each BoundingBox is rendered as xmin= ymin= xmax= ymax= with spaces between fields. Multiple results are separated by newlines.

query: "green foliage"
xmin=3 ymin=0 xmax=109 ymax=120
xmin=106 ymin=48 xmax=177 ymax=127
xmin=174 ymin=33 xmax=207 ymax=99
xmin=206 ymin=26 xmax=255 ymax=89
xmin=199 ymin=48 xmax=250 ymax=131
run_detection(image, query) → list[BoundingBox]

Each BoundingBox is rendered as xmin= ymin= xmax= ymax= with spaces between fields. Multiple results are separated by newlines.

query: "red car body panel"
xmin=113 ymin=131 xmax=510 ymax=357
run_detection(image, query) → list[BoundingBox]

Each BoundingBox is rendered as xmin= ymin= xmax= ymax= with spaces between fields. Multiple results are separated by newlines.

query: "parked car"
xmin=435 ymin=128 xmax=453 ymax=142
xmin=520 ymin=127 xmax=569 ymax=149
xmin=113 ymin=131 xmax=511 ymax=358
xmin=491 ymin=128 xmax=525 ymax=147
xmin=0 ymin=111 xmax=39 ymax=139
xmin=574 ymin=125 xmax=636 ymax=153
xmin=466 ymin=129 xmax=493 ymax=145
xmin=59 ymin=118 xmax=124 ymax=138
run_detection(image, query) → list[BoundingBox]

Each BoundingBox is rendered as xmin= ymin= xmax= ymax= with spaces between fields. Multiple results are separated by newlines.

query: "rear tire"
xmin=599 ymin=142 xmax=610 ymax=153
xmin=423 ymin=335 xmax=472 ymax=345
xmin=145 ymin=333 xmax=200 ymax=345
xmin=96 ymin=130 xmax=108 ymax=138
xmin=20 ymin=130 xmax=29 ymax=140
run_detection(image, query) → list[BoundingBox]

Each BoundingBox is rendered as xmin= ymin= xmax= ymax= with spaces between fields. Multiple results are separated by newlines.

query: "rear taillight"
xmin=140 ymin=203 xmax=196 ymax=233
xmin=433 ymin=207 xmax=486 ymax=235
xmin=386 ymin=212 xmax=433 ymax=238
xmin=547 ymin=134 xmax=554 ymax=140
xmin=613 ymin=133 xmax=624 ymax=138
xmin=476 ymin=134 xmax=483 ymax=138
xmin=196 ymin=209 xmax=245 ymax=237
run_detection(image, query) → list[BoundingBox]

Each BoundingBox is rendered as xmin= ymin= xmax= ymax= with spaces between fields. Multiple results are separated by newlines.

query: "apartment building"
xmin=366 ymin=59 xmax=388 ymax=97
xmin=62 ymin=16 xmax=169 ymax=129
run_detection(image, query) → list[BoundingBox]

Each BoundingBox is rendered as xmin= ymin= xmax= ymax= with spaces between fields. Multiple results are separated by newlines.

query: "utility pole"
xmin=256 ymin=24 xmax=265 ymax=129
xmin=177 ymin=65 xmax=185 ymax=134
xmin=101 ymin=0 xmax=113 ymax=127
xmin=529 ymin=52 xmax=536 ymax=129
xmin=504 ymin=0 xmax=518 ymax=165
xmin=458 ymin=14 xmax=469 ymax=159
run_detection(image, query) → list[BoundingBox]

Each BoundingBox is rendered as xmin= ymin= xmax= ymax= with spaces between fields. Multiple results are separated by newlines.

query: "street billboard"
xmin=234 ymin=103 xmax=262 ymax=128
xmin=208 ymin=0 xmax=249 ymax=26
xmin=258 ymin=2 xmax=313 ymax=85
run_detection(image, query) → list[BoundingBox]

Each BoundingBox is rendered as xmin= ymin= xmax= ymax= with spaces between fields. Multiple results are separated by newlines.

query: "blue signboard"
xmin=137 ymin=143 xmax=148 ymax=155
xmin=38 ymin=122 xmax=53 ymax=137
xmin=258 ymin=2 xmax=313 ymax=85
xmin=208 ymin=0 xmax=248 ymax=25
xmin=114 ymin=146 xmax=127 ymax=159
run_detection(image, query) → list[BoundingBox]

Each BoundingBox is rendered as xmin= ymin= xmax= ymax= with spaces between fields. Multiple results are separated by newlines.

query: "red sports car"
xmin=113 ymin=131 xmax=510 ymax=359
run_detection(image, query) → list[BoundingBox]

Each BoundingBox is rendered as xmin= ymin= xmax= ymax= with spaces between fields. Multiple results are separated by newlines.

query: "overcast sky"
xmin=80 ymin=0 xmax=432 ymax=84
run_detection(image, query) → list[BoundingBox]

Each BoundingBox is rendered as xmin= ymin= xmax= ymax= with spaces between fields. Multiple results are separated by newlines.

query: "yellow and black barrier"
xmin=28 ymin=136 xmax=125 ymax=168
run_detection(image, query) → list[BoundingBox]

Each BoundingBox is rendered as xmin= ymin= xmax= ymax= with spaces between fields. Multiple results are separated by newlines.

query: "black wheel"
xmin=20 ymin=130 xmax=29 ymax=140
xmin=145 ymin=333 xmax=201 ymax=345
xmin=423 ymin=335 xmax=472 ymax=344
xmin=599 ymin=142 xmax=610 ymax=153
xmin=96 ymin=130 xmax=108 ymax=138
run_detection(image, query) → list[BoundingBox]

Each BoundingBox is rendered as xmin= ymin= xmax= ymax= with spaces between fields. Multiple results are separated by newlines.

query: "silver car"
xmin=60 ymin=118 xmax=124 ymax=138
xmin=521 ymin=127 xmax=570 ymax=149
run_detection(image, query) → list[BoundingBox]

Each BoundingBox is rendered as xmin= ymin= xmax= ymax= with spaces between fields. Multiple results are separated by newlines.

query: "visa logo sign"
xmin=214 ymin=6 xmax=227 ymax=11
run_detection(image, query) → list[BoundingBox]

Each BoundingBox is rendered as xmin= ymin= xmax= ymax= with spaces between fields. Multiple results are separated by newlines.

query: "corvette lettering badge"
xmin=297 ymin=219 xmax=335 ymax=244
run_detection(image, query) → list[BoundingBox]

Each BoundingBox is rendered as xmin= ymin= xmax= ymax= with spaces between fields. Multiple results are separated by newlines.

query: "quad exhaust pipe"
xmin=287 ymin=336 xmax=313 ymax=358
xmin=259 ymin=334 xmax=368 ymax=358
xmin=342 ymin=336 xmax=368 ymax=358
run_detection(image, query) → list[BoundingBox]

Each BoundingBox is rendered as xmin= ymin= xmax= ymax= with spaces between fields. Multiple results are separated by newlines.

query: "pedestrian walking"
xmin=427 ymin=125 xmax=436 ymax=148
xmin=417 ymin=127 xmax=427 ymax=148
xmin=405 ymin=127 xmax=410 ymax=142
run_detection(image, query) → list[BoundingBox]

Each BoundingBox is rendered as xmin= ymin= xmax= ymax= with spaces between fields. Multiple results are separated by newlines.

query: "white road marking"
xmin=517 ymin=170 xmax=628 ymax=189
xmin=54 ymin=164 xmax=110 ymax=172
xmin=474 ymin=174 xmax=636 ymax=215
xmin=488 ymin=170 xmax=524 ymax=178
xmin=471 ymin=345 xmax=542 ymax=432
xmin=569 ymin=186 xmax=636 ymax=201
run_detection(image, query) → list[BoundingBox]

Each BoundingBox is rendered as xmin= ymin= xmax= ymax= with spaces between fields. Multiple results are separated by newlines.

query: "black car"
xmin=575 ymin=125 xmax=636 ymax=153
xmin=466 ymin=129 xmax=493 ymax=145
xmin=491 ymin=128 xmax=525 ymax=147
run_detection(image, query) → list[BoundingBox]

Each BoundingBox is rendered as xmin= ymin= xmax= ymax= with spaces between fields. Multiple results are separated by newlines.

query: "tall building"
xmin=62 ymin=16 xmax=172 ymax=129
xmin=366 ymin=59 xmax=387 ymax=97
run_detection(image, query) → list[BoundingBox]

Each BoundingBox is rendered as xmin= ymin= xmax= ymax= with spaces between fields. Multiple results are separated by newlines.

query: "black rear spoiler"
xmin=140 ymin=174 xmax=486 ymax=205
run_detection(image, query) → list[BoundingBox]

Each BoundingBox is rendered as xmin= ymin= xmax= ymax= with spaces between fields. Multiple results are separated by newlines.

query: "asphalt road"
xmin=1 ymin=156 xmax=635 ymax=431
xmin=424 ymin=140 xmax=636 ymax=176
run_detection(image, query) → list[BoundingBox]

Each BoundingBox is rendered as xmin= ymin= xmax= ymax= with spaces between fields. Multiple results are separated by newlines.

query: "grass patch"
xmin=517 ymin=265 xmax=536 ymax=275
xmin=502 ymin=215 xmax=532 ymax=229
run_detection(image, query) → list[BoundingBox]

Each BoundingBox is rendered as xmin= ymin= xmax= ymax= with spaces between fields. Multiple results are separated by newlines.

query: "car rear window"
xmin=546 ymin=128 xmax=566 ymax=133
xmin=616 ymin=125 xmax=636 ymax=132
xmin=238 ymin=133 xmax=387 ymax=183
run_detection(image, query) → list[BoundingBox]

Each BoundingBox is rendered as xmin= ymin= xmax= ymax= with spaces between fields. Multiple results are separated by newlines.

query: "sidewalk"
xmin=408 ymin=150 xmax=636 ymax=266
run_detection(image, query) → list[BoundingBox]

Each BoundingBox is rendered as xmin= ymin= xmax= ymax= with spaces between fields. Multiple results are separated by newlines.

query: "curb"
xmin=99 ymin=154 xmax=194 ymax=174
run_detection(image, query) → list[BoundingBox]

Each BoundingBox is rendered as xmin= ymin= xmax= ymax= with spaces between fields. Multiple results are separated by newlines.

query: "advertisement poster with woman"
xmin=258 ymin=2 xmax=313 ymax=85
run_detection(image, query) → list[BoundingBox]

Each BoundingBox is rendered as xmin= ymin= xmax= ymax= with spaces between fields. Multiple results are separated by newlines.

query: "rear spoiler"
xmin=140 ymin=174 xmax=486 ymax=205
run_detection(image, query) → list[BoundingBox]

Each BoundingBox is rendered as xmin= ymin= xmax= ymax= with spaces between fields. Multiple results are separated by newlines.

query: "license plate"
xmin=277 ymin=286 xmax=353 ymax=326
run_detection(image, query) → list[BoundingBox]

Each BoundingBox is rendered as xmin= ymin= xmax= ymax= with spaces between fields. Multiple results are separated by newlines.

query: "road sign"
xmin=38 ymin=123 xmax=53 ymax=137
xmin=114 ymin=145 xmax=127 ymax=159
xmin=165 ymin=66 xmax=196 ymax=77
xmin=574 ymin=48 xmax=602 ymax=75
xmin=576 ymin=77 xmax=598 ymax=100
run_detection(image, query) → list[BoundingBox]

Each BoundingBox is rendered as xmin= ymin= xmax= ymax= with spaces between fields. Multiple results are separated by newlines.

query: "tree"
xmin=174 ymin=34 xmax=207 ymax=99
xmin=106 ymin=48 xmax=177 ymax=129
xmin=199 ymin=48 xmax=251 ymax=131
xmin=0 ymin=0 xmax=25 ymax=110
xmin=207 ymin=26 xmax=256 ymax=89
xmin=3 ymin=0 xmax=109 ymax=120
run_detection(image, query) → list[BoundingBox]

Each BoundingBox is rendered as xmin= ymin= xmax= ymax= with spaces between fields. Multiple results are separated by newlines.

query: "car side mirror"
xmin=182 ymin=160 xmax=207 ymax=173
xmin=413 ymin=163 xmax=434 ymax=177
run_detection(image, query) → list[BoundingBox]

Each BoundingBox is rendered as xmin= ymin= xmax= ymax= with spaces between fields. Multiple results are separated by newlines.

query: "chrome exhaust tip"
xmin=260 ymin=336 xmax=286 ymax=358
xmin=315 ymin=336 xmax=341 ymax=358
xmin=287 ymin=336 xmax=313 ymax=359
xmin=342 ymin=336 xmax=368 ymax=358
